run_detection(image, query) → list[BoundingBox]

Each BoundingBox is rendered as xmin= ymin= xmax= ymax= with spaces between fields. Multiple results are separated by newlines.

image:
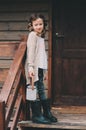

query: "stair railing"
xmin=0 ymin=38 xmax=27 ymax=130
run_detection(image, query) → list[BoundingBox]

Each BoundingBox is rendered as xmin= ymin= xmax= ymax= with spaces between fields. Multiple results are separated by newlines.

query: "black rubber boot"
xmin=31 ymin=100 xmax=51 ymax=124
xmin=25 ymin=100 xmax=31 ymax=120
xmin=41 ymin=99 xmax=57 ymax=123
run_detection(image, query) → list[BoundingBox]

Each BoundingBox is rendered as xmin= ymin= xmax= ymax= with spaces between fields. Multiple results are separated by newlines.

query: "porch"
xmin=18 ymin=106 xmax=86 ymax=130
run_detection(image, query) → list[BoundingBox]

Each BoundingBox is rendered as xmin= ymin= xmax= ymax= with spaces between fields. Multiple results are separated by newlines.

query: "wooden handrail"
xmin=0 ymin=40 xmax=27 ymax=130
xmin=0 ymin=41 xmax=26 ymax=102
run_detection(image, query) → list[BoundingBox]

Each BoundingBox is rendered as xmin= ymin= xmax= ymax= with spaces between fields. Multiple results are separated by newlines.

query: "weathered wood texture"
xmin=52 ymin=0 xmax=86 ymax=105
xmin=0 ymin=41 xmax=27 ymax=130
xmin=18 ymin=107 xmax=86 ymax=130
xmin=0 ymin=1 xmax=49 ymax=42
xmin=0 ymin=42 xmax=19 ymax=91
xmin=0 ymin=101 xmax=5 ymax=130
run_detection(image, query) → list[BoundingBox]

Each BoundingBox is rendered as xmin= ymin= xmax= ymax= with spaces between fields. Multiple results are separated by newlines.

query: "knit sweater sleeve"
xmin=26 ymin=32 xmax=37 ymax=72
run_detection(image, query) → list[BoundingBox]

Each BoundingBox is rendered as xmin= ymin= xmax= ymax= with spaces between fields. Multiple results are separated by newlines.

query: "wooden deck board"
xmin=18 ymin=106 xmax=86 ymax=129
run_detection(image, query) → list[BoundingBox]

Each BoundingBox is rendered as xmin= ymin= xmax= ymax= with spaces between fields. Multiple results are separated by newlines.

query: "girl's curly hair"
xmin=27 ymin=13 xmax=47 ymax=38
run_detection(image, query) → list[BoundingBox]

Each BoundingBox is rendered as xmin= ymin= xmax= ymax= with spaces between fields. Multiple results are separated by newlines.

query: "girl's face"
xmin=32 ymin=18 xmax=44 ymax=35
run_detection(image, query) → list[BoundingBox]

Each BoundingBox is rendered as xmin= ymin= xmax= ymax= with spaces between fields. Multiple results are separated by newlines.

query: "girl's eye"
xmin=39 ymin=23 xmax=43 ymax=26
xmin=34 ymin=24 xmax=38 ymax=26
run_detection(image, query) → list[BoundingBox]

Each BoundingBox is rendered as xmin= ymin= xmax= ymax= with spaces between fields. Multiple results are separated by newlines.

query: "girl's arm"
xmin=27 ymin=32 xmax=37 ymax=76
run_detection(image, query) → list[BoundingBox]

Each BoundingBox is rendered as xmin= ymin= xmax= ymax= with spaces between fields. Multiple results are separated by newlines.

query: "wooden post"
xmin=0 ymin=101 xmax=5 ymax=130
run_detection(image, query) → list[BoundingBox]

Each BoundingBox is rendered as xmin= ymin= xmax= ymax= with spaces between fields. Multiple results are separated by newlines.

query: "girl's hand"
xmin=28 ymin=70 xmax=35 ymax=78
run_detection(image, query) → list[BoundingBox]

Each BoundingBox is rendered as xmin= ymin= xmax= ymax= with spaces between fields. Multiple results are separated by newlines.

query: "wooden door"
xmin=52 ymin=0 xmax=86 ymax=106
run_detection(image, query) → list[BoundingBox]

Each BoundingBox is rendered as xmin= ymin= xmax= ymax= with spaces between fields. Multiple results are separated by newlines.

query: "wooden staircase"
xmin=0 ymin=39 xmax=27 ymax=130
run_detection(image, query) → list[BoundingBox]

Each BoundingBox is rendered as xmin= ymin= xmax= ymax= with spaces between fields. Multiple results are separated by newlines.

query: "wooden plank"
xmin=0 ymin=22 xmax=27 ymax=31
xmin=18 ymin=122 xmax=86 ymax=130
xmin=53 ymin=96 xmax=86 ymax=106
xmin=0 ymin=101 xmax=5 ymax=130
xmin=10 ymin=95 xmax=22 ymax=130
xmin=0 ymin=82 xmax=3 ymax=88
xmin=0 ymin=21 xmax=49 ymax=31
xmin=0 ymin=41 xmax=20 ymax=44
xmin=53 ymin=106 xmax=86 ymax=114
xmin=0 ymin=31 xmax=48 ymax=41
xmin=0 ymin=12 xmax=48 ymax=21
xmin=0 ymin=69 xmax=8 ymax=82
xmin=0 ymin=44 xmax=19 ymax=57
xmin=0 ymin=2 xmax=49 ymax=12
xmin=18 ymin=108 xmax=86 ymax=130
xmin=0 ymin=22 xmax=8 ymax=30
xmin=0 ymin=31 xmax=28 ymax=41
xmin=5 ymin=69 xmax=22 ymax=128
xmin=48 ymin=1 xmax=52 ymax=98
xmin=0 ymin=60 xmax=13 ymax=68
xmin=18 ymin=120 xmax=86 ymax=130
xmin=63 ymin=49 xmax=86 ymax=58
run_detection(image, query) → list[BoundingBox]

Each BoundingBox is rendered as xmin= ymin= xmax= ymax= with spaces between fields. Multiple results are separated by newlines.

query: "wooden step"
xmin=18 ymin=108 xmax=86 ymax=130
xmin=18 ymin=120 xmax=86 ymax=130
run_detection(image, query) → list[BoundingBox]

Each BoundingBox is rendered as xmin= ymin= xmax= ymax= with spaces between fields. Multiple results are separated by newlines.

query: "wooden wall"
xmin=0 ymin=0 xmax=52 ymax=97
xmin=0 ymin=0 xmax=49 ymax=41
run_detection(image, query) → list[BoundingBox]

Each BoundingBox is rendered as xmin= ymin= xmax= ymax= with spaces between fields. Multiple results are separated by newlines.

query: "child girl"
xmin=25 ymin=13 xmax=57 ymax=124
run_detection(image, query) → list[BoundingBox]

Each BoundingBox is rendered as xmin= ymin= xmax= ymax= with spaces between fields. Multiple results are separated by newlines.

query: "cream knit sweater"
xmin=25 ymin=31 xmax=47 ymax=84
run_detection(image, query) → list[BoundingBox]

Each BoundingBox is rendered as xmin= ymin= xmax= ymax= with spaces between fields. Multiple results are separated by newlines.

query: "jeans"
xmin=34 ymin=68 xmax=46 ymax=100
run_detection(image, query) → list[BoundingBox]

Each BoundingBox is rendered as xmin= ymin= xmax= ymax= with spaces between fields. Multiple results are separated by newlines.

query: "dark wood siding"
xmin=0 ymin=0 xmax=49 ymax=41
